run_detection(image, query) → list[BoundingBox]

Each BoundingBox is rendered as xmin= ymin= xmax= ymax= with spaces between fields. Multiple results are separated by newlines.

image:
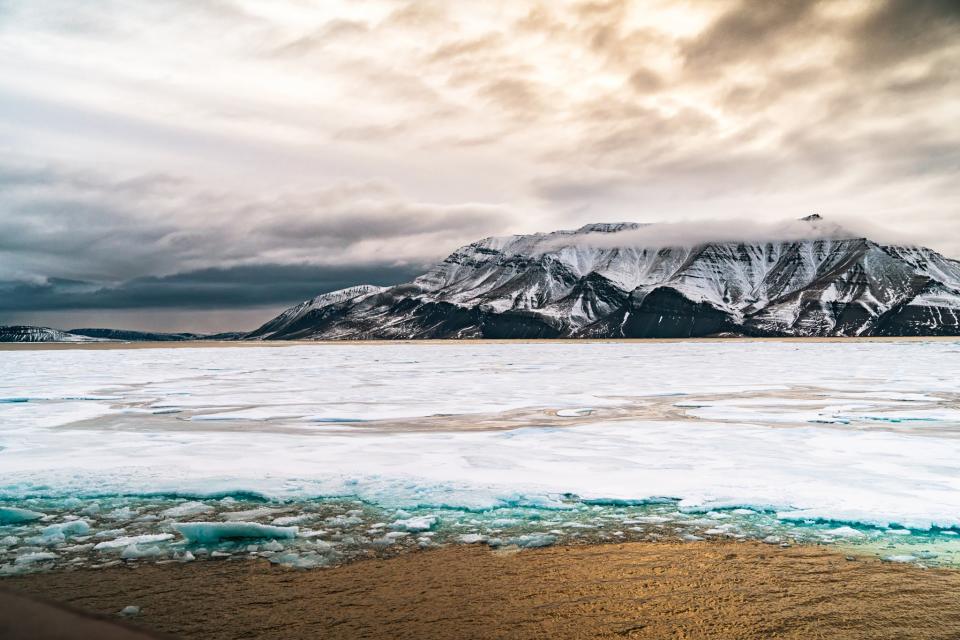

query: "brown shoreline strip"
xmin=5 ymin=541 xmax=960 ymax=639
xmin=0 ymin=587 xmax=171 ymax=640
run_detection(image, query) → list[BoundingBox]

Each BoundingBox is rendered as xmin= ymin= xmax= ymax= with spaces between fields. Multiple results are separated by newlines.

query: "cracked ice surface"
xmin=2 ymin=340 xmax=960 ymax=571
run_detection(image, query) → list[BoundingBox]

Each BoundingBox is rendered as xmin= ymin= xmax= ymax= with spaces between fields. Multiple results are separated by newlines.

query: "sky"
xmin=1 ymin=0 xmax=958 ymax=332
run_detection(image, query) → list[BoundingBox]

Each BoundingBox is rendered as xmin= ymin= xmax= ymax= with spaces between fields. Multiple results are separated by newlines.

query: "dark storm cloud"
xmin=0 ymin=263 xmax=423 ymax=312
xmin=0 ymin=159 xmax=514 ymax=286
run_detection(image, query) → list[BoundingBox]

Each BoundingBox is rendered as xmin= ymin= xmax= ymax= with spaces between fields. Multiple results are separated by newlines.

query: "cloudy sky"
xmin=1 ymin=0 xmax=958 ymax=332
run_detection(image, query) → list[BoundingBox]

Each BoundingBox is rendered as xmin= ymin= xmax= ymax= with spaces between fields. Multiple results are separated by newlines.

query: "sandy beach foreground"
xmin=5 ymin=541 xmax=960 ymax=640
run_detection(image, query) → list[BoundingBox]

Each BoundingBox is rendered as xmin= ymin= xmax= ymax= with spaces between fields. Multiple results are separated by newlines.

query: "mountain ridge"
xmin=248 ymin=218 xmax=960 ymax=340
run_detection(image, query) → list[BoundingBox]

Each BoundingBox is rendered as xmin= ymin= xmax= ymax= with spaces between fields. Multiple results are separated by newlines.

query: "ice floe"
xmin=172 ymin=522 xmax=298 ymax=542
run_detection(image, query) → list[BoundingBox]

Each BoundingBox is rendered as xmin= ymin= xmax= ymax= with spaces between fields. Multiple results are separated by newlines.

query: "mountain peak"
xmin=800 ymin=214 xmax=823 ymax=222
xmin=575 ymin=222 xmax=644 ymax=234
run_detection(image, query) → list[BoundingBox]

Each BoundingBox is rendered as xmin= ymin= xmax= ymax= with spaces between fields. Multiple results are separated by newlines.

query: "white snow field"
xmin=1 ymin=340 xmax=960 ymax=572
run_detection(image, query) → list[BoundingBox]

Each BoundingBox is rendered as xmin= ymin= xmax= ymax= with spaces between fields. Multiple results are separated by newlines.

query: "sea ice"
xmin=121 ymin=544 xmax=164 ymax=559
xmin=507 ymin=534 xmax=557 ymax=548
xmin=172 ymin=522 xmax=298 ymax=542
xmin=458 ymin=534 xmax=487 ymax=544
xmin=94 ymin=534 xmax=174 ymax=550
xmin=390 ymin=515 xmax=438 ymax=532
xmin=39 ymin=520 xmax=91 ymax=543
xmin=883 ymin=555 xmax=917 ymax=563
xmin=221 ymin=507 xmax=285 ymax=521
xmin=3 ymin=340 xmax=960 ymax=556
xmin=15 ymin=551 xmax=58 ymax=565
xmin=161 ymin=501 xmax=213 ymax=517
xmin=825 ymin=526 xmax=866 ymax=538
xmin=0 ymin=507 xmax=45 ymax=524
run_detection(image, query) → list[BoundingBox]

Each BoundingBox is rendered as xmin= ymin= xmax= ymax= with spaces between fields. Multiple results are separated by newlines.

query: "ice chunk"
xmin=15 ymin=551 xmax=58 ymax=565
xmin=119 ymin=606 xmax=141 ymax=617
xmin=490 ymin=518 xmax=520 ymax=527
xmin=390 ymin=515 xmax=437 ymax=532
xmin=825 ymin=526 xmax=865 ymax=538
xmin=509 ymin=533 xmax=557 ymax=548
xmin=121 ymin=544 xmax=164 ymax=559
xmin=272 ymin=514 xmax=317 ymax=526
xmin=623 ymin=516 xmax=671 ymax=524
xmin=107 ymin=507 xmax=137 ymax=520
xmin=172 ymin=521 xmax=298 ymax=542
xmin=95 ymin=529 xmax=127 ymax=539
xmin=161 ymin=501 xmax=213 ymax=518
xmin=94 ymin=534 xmax=174 ymax=550
xmin=0 ymin=536 xmax=19 ymax=546
xmin=0 ymin=507 xmax=45 ymax=524
xmin=221 ymin=507 xmax=285 ymax=521
xmin=269 ymin=552 xmax=330 ymax=569
xmin=41 ymin=520 xmax=91 ymax=542
xmin=458 ymin=533 xmax=487 ymax=544
xmin=883 ymin=555 xmax=917 ymax=563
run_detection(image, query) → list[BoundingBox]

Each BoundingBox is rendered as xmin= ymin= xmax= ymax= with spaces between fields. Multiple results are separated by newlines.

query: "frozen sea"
xmin=2 ymin=340 xmax=960 ymax=572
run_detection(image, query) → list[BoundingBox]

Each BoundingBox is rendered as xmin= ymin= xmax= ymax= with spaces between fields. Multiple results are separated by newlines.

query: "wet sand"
xmin=1 ymin=335 xmax=956 ymax=350
xmin=6 ymin=541 xmax=960 ymax=640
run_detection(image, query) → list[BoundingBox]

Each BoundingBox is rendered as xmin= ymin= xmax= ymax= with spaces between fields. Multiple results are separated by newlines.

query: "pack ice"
xmin=1 ymin=340 xmax=960 ymax=570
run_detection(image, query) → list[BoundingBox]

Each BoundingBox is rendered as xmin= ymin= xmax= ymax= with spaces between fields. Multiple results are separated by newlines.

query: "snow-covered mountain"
xmin=249 ymin=217 xmax=960 ymax=339
xmin=0 ymin=326 xmax=108 ymax=343
xmin=0 ymin=326 xmax=244 ymax=343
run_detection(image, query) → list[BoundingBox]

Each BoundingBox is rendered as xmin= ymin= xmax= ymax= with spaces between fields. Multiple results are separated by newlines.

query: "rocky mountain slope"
xmin=249 ymin=217 xmax=960 ymax=340
xmin=0 ymin=326 xmax=245 ymax=343
xmin=0 ymin=326 xmax=106 ymax=343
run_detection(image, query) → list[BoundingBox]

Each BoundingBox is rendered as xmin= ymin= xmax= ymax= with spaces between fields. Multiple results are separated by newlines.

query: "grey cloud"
xmin=849 ymin=0 xmax=960 ymax=71
xmin=532 ymin=173 xmax=633 ymax=203
xmin=479 ymin=78 xmax=548 ymax=117
xmin=0 ymin=161 xmax=515 ymax=283
xmin=0 ymin=263 xmax=423 ymax=313
xmin=428 ymin=33 xmax=504 ymax=62
xmin=383 ymin=1 xmax=450 ymax=29
xmin=627 ymin=68 xmax=662 ymax=93
xmin=682 ymin=0 xmax=823 ymax=75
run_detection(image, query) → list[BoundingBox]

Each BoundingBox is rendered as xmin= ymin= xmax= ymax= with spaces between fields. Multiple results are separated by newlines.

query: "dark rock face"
xmin=68 ymin=328 xmax=199 ymax=342
xmin=247 ymin=221 xmax=960 ymax=340
xmin=578 ymin=288 xmax=734 ymax=339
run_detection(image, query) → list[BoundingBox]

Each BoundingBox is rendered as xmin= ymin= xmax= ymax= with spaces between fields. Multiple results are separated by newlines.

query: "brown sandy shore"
xmin=5 ymin=541 xmax=960 ymax=640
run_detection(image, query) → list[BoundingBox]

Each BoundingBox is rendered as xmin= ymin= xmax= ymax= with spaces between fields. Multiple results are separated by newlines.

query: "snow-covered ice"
xmin=2 ymin=340 xmax=960 ymax=570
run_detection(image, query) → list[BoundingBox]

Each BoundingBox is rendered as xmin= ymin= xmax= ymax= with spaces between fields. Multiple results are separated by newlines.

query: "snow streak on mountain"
xmin=249 ymin=218 xmax=960 ymax=339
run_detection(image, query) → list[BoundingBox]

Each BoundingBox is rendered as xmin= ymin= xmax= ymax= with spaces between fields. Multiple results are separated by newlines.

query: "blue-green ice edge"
xmin=2 ymin=491 xmax=959 ymax=575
